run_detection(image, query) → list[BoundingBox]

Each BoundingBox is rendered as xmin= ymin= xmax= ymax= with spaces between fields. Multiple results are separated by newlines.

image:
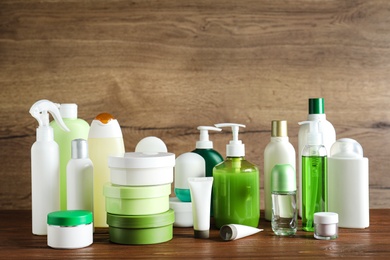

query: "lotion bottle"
xmin=88 ymin=113 xmax=125 ymax=227
xmin=264 ymin=120 xmax=296 ymax=221
xmin=30 ymin=99 xmax=70 ymax=235
xmin=51 ymin=103 xmax=90 ymax=210
xmin=212 ymin=123 xmax=260 ymax=229
xmin=298 ymin=98 xmax=335 ymax=217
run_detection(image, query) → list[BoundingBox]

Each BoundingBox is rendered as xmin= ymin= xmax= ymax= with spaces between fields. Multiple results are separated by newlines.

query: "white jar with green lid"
xmin=47 ymin=210 xmax=93 ymax=249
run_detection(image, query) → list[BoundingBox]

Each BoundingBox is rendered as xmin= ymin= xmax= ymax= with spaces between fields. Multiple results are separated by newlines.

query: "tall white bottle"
xmin=298 ymin=98 xmax=335 ymax=217
xmin=88 ymin=113 xmax=125 ymax=227
xmin=67 ymin=138 xmax=94 ymax=212
xmin=29 ymin=100 xmax=69 ymax=235
xmin=264 ymin=120 xmax=296 ymax=221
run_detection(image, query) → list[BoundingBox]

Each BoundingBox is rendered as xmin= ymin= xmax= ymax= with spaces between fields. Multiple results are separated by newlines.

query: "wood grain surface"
xmin=0 ymin=0 xmax=389 ymax=209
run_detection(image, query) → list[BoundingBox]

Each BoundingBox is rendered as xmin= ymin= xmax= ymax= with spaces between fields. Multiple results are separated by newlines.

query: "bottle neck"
xmin=307 ymin=114 xmax=326 ymax=120
xmin=271 ymin=136 xmax=289 ymax=142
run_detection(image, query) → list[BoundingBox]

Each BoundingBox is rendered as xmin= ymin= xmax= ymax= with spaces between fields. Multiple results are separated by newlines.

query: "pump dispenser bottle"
xmin=88 ymin=113 xmax=125 ymax=227
xmin=192 ymin=126 xmax=224 ymax=216
xmin=299 ymin=120 xmax=327 ymax=232
xmin=30 ymin=99 xmax=70 ymax=235
xmin=298 ymin=98 xmax=335 ymax=217
xmin=264 ymin=120 xmax=296 ymax=221
xmin=50 ymin=103 xmax=90 ymax=210
xmin=212 ymin=123 xmax=260 ymax=229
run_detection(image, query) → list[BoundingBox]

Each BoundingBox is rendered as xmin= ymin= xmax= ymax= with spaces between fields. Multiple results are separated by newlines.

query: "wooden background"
xmin=1 ymin=0 xmax=389 ymax=210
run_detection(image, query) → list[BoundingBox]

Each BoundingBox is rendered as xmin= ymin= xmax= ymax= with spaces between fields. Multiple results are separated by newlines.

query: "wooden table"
xmin=1 ymin=209 xmax=389 ymax=258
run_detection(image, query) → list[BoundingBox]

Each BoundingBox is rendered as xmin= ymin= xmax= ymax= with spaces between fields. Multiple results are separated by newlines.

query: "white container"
xmin=314 ymin=212 xmax=338 ymax=240
xmin=169 ymin=197 xmax=193 ymax=227
xmin=328 ymin=138 xmax=369 ymax=228
xmin=264 ymin=120 xmax=296 ymax=221
xmin=47 ymin=210 xmax=93 ymax=249
xmin=298 ymin=98 xmax=335 ymax=217
xmin=108 ymin=152 xmax=175 ymax=186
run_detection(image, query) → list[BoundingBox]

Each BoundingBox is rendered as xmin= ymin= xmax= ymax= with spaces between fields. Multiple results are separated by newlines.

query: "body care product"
xmin=188 ymin=177 xmax=213 ymax=238
xmin=299 ymin=120 xmax=327 ymax=232
xmin=298 ymin=98 xmax=335 ymax=217
xmin=213 ymin=123 xmax=260 ymax=229
xmin=192 ymin=126 xmax=223 ymax=216
xmin=328 ymin=138 xmax=369 ymax=228
xmin=30 ymin=100 xmax=70 ymax=235
xmin=314 ymin=212 xmax=338 ymax=240
xmin=174 ymin=152 xmax=205 ymax=202
xmin=220 ymin=224 xmax=263 ymax=241
xmin=264 ymin=120 xmax=296 ymax=221
xmin=66 ymin=139 xmax=93 ymax=212
xmin=88 ymin=113 xmax=125 ymax=227
xmin=50 ymin=104 xmax=90 ymax=210
xmin=271 ymin=164 xmax=297 ymax=236
xmin=169 ymin=197 xmax=193 ymax=227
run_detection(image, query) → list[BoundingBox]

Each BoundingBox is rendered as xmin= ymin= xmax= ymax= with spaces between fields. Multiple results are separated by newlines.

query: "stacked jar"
xmin=105 ymin=151 xmax=175 ymax=245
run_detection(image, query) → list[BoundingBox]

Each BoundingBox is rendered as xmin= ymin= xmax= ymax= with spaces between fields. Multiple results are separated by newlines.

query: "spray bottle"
xmin=299 ymin=120 xmax=327 ymax=232
xmin=212 ymin=123 xmax=260 ymax=229
xmin=192 ymin=126 xmax=224 ymax=216
xmin=30 ymin=99 xmax=70 ymax=235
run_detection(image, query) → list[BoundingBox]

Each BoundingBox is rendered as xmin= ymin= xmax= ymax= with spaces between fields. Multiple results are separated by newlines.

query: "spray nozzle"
xmin=196 ymin=126 xmax=222 ymax=149
xmin=298 ymin=120 xmax=323 ymax=145
xmin=214 ymin=123 xmax=245 ymax=157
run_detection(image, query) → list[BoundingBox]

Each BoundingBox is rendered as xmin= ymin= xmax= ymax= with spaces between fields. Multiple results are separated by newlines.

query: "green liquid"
xmin=302 ymin=156 xmax=327 ymax=231
xmin=213 ymin=157 xmax=260 ymax=229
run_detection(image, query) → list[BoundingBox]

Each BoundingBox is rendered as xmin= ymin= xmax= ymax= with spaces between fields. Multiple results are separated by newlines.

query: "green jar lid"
xmin=107 ymin=209 xmax=174 ymax=228
xmin=271 ymin=164 xmax=296 ymax=192
xmin=308 ymin=98 xmax=325 ymax=114
xmin=104 ymin=183 xmax=171 ymax=199
xmin=47 ymin=210 xmax=93 ymax=226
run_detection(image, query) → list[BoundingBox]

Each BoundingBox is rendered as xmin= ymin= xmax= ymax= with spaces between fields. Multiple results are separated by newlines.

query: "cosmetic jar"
xmin=314 ymin=212 xmax=339 ymax=240
xmin=169 ymin=197 xmax=193 ymax=227
xmin=47 ymin=210 xmax=93 ymax=249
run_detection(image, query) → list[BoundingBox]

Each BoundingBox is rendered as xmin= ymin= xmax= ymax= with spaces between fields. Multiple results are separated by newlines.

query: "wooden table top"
xmin=1 ymin=209 xmax=389 ymax=258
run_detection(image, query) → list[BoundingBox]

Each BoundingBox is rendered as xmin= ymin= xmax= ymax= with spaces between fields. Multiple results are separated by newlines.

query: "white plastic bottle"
xmin=88 ymin=113 xmax=125 ymax=227
xmin=298 ymin=98 xmax=335 ymax=217
xmin=67 ymin=139 xmax=94 ymax=212
xmin=29 ymin=100 xmax=70 ymax=235
xmin=264 ymin=120 xmax=296 ymax=221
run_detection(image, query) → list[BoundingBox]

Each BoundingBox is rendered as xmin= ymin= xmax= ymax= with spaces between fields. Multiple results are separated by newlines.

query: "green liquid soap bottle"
xmin=213 ymin=123 xmax=260 ymax=229
xmin=192 ymin=126 xmax=224 ymax=216
xmin=299 ymin=120 xmax=327 ymax=232
xmin=50 ymin=104 xmax=90 ymax=210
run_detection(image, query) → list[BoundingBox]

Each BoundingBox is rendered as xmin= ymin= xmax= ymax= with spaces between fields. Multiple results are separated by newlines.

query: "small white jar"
xmin=47 ymin=210 xmax=93 ymax=249
xmin=169 ymin=197 xmax=193 ymax=227
xmin=314 ymin=212 xmax=339 ymax=240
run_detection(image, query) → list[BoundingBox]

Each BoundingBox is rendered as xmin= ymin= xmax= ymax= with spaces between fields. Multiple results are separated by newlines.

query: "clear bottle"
xmin=264 ymin=120 xmax=296 ymax=221
xmin=271 ymin=164 xmax=297 ymax=236
xmin=213 ymin=123 xmax=260 ymax=229
xmin=299 ymin=120 xmax=327 ymax=232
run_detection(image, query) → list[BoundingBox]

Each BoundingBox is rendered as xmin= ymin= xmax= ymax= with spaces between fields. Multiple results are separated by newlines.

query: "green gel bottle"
xmin=213 ymin=123 xmax=260 ymax=229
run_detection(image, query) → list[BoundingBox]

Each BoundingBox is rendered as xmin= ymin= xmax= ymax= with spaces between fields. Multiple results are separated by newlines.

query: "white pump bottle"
xmin=30 ymin=99 xmax=69 ymax=235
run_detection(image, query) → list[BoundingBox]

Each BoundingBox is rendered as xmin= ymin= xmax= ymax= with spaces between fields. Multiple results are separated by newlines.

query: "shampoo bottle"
xmin=50 ymin=103 xmax=90 ymax=210
xmin=88 ymin=113 xmax=125 ymax=227
xmin=212 ymin=123 xmax=260 ymax=229
xmin=298 ymin=98 xmax=335 ymax=217
xmin=299 ymin=120 xmax=327 ymax=232
xmin=264 ymin=120 xmax=296 ymax=221
xmin=29 ymin=99 xmax=70 ymax=235
xmin=192 ymin=126 xmax=224 ymax=216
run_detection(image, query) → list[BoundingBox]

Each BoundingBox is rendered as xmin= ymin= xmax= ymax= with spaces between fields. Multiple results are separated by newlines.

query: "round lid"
xmin=107 ymin=209 xmax=174 ymax=228
xmin=88 ymin=113 xmax=123 ymax=138
xmin=174 ymin=152 xmax=205 ymax=189
xmin=104 ymin=183 xmax=171 ymax=199
xmin=108 ymin=152 xmax=175 ymax=169
xmin=271 ymin=164 xmax=296 ymax=192
xmin=314 ymin=212 xmax=339 ymax=224
xmin=271 ymin=120 xmax=288 ymax=137
xmin=59 ymin=103 xmax=77 ymax=119
xmin=330 ymin=138 xmax=363 ymax=159
xmin=47 ymin=210 xmax=93 ymax=226
xmin=309 ymin=98 xmax=325 ymax=114
xmin=220 ymin=224 xmax=238 ymax=241
xmin=169 ymin=197 xmax=192 ymax=211
xmin=135 ymin=136 xmax=168 ymax=153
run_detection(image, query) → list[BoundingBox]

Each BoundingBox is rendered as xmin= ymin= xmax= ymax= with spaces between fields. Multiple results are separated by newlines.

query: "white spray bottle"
xmin=30 ymin=99 xmax=69 ymax=235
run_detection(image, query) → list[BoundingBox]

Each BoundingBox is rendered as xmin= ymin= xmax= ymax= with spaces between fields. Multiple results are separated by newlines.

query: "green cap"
xmin=308 ymin=98 xmax=325 ymax=114
xmin=271 ymin=164 xmax=296 ymax=192
xmin=47 ymin=210 xmax=93 ymax=226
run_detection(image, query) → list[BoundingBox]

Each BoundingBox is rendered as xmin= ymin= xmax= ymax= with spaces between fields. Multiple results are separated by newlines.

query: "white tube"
xmin=220 ymin=224 xmax=263 ymax=241
xmin=188 ymin=177 xmax=213 ymax=238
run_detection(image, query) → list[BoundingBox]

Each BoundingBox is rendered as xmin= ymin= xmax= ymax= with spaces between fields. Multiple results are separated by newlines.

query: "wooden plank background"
xmin=0 ymin=0 xmax=389 ymax=210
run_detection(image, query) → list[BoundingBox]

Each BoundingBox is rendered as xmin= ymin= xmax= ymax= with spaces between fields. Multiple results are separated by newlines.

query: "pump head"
xmin=196 ymin=126 xmax=222 ymax=149
xmin=298 ymin=120 xmax=323 ymax=146
xmin=214 ymin=123 xmax=245 ymax=157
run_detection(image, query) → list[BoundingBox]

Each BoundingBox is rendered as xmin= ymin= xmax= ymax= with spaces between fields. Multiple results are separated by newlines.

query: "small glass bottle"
xmin=271 ymin=164 xmax=297 ymax=236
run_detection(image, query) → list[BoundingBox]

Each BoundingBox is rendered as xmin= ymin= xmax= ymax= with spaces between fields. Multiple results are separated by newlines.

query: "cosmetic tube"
xmin=188 ymin=177 xmax=213 ymax=238
xmin=220 ymin=224 xmax=263 ymax=241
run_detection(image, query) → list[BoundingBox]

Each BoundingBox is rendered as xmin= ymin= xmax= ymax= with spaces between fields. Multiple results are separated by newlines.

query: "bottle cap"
xmin=309 ymin=98 xmax=325 ymax=114
xmin=271 ymin=120 xmax=288 ymax=137
xmin=194 ymin=230 xmax=209 ymax=239
xmin=174 ymin=152 xmax=205 ymax=189
xmin=88 ymin=113 xmax=123 ymax=138
xmin=59 ymin=103 xmax=77 ymax=119
xmin=330 ymin=138 xmax=363 ymax=159
xmin=196 ymin=126 xmax=222 ymax=149
xmin=71 ymin=138 xmax=89 ymax=159
xmin=298 ymin=120 xmax=323 ymax=146
xmin=314 ymin=212 xmax=339 ymax=224
xmin=271 ymin=164 xmax=296 ymax=192
xmin=214 ymin=123 xmax=245 ymax=157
